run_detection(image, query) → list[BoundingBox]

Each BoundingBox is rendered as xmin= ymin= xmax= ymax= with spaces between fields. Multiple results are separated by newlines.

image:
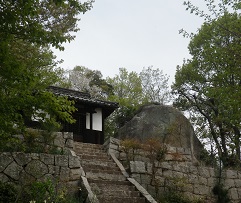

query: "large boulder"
xmin=117 ymin=104 xmax=203 ymax=159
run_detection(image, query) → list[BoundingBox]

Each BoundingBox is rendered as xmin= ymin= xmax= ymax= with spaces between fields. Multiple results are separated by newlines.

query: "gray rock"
xmin=4 ymin=161 xmax=22 ymax=180
xmin=25 ymin=159 xmax=48 ymax=179
xmin=0 ymin=152 xmax=13 ymax=172
xmin=40 ymin=153 xmax=54 ymax=165
xmin=118 ymin=104 xmax=203 ymax=159
xmin=55 ymin=155 xmax=68 ymax=167
xmin=13 ymin=152 xmax=32 ymax=166
xmin=130 ymin=161 xmax=146 ymax=173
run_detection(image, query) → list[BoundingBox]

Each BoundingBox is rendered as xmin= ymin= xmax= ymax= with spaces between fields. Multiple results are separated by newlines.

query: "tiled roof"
xmin=48 ymin=86 xmax=119 ymax=109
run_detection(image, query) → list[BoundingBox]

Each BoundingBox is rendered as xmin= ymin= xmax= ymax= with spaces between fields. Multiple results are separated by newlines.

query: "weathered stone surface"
xmin=19 ymin=171 xmax=36 ymax=185
xmin=69 ymin=168 xmax=81 ymax=180
xmin=130 ymin=161 xmax=146 ymax=173
xmin=69 ymin=155 xmax=80 ymax=168
xmin=25 ymin=159 xmax=48 ymax=178
xmin=0 ymin=173 xmax=9 ymax=182
xmin=65 ymin=139 xmax=74 ymax=148
xmin=63 ymin=132 xmax=73 ymax=139
xmin=4 ymin=161 xmax=22 ymax=180
xmin=55 ymin=155 xmax=68 ymax=167
xmin=198 ymin=167 xmax=210 ymax=178
xmin=40 ymin=153 xmax=54 ymax=165
xmin=48 ymin=165 xmax=60 ymax=175
xmin=59 ymin=166 xmax=70 ymax=181
xmin=226 ymin=169 xmax=238 ymax=179
xmin=0 ymin=152 xmax=13 ymax=172
xmin=13 ymin=152 xmax=32 ymax=166
xmin=117 ymin=104 xmax=203 ymax=159
xmin=54 ymin=134 xmax=65 ymax=148
xmin=194 ymin=184 xmax=210 ymax=195
xmin=229 ymin=188 xmax=239 ymax=200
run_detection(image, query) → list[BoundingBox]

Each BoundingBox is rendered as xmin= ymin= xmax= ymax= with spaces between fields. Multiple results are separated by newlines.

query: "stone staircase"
xmin=74 ymin=142 xmax=146 ymax=203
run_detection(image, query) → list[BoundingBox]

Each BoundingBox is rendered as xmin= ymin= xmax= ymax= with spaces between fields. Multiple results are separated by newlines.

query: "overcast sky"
xmin=53 ymin=0 xmax=206 ymax=84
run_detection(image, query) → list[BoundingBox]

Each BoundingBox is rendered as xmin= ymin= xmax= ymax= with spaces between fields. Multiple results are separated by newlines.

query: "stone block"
xmin=229 ymin=188 xmax=239 ymax=200
xmin=65 ymin=139 xmax=74 ymax=149
xmin=166 ymin=145 xmax=176 ymax=153
xmin=0 ymin=173 xmax=9 ymax=183
xmin=172 ymin=164 xmax=188 ymax=173
xmin=176 ymin=147 xmax=185 ymax=154
xmin=140 ymin=174 xmax=152 ymax=185
xmin=59 ymin=166 xmax=70 ymax=181
xmin=0 ymin=152 xmax=13 ymax=172
xmin=30 ymin=153 xmax=39 ymax=159
xmin=224 ymin=178 xmax=235 ymax=188
xmin=209 ymin=167 xmax=215 ymax=177
xmin=160 ymin=161 xmax=172 ymax=170
xmin=130 ymin=161 xmax=146 ymax=173
xmin=54 ymin=133 xmax=65 ymax=148
xmin=146 ymin=163 xmax=153 ymax=174
xmin=69 ymin=155 xmax=80 ymax=168
xmin=25 ymin=159 xmax=48 ymax=179
xmin=4 ymin=161 xmax=22 ymax=180
xmin=55 ymin=155 xmax=68 ymax=167
xmin=13 ymin=152 xmax=32 ymax=166
xmin=207 ymin=177 xmax=215 ymax=187
xmin=183 ymin=184 xmax=194 ymax=193
xmin=162 ymin=169 xmax=173 ymax=178
xmin=193 ymin=184 xmax=210 ymax=195
xmin=189 ymin=166 xmax=198 ymax=175
xmin=147 ymin=184 xmax=157 ymax=198
xmin=131 ymin=173 xmax=141 ymax=183
xmin=198 ymin=177 xmax=207 ymax=185
xmin=226 ymin=169 xmax=238 ymax=179
xmin=188 ymin=174 xmax=199 ymax=184
xmin=63 ymin=132 xmax=73 ymax=139
xmin=40 ymin=153 xmax=54 ymax=165
xmin=48 ymin=165 xmax=60 ymax=176
xmin=234 ymin=179 xmax=241 ymax=187
xmin=172 ymin=171 xmax=184 ymax=178
xmin=70 ymin=168 xmax=81 ymax=180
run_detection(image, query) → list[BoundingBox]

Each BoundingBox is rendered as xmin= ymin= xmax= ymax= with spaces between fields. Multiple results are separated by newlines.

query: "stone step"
xmin=76 ymin=151 xmax=109 ymax=158
xmin=74 ymin=142 xmax=103 ymax=150
xmin=77 ymin=154 xmax=111 ymax=161
xmin=81 ymin=163 xmax=120 ymax=172
xmin=97 ymin=196 xmax=146 ymax=203
xmin=90 ymin=182 xmax=136 ymax=193
xmin=88 ymin=179 xmax=132 ymax=186
xmin=86 ymin=171 xmax=126 ymax=181
xmin=81 ymin=159 xmax=117 ymax=168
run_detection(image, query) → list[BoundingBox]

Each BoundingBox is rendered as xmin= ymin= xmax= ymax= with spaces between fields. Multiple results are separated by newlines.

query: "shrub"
xmin=0 ymin=182 xmax=17 ymax=203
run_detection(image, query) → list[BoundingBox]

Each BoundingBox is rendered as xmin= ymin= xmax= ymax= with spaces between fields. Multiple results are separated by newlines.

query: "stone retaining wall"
xmin=105 ymin=137 xmax=241 ymax=202
xmin=0 ymin=132 xmax=82 ymax=196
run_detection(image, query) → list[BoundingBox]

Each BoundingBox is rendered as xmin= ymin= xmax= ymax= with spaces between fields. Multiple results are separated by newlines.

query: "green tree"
xmin=172 ymin=12 xmax=241 ymax=166
xmin=106 ymin=67 xmax=171 ymax=137
xmin=0 ymin=1 xmax=93 ymax=144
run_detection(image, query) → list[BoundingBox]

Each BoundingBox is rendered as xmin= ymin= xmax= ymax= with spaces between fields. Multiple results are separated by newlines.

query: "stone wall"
xmin=0 ymin=132 xmax=82 ymax=196
xmin=105 ymin=137 xmax=241 ymax=202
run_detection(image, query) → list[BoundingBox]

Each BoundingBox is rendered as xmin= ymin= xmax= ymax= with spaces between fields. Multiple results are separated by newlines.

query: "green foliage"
xmin=212 ymin=184 xmax=230 ymax=203
xmin=13 ymin=179 xmax=83 ymax=203
xmin=173 ymin=8 xmax=241 ymax=166
xmin=105 ymin=67 xmax=171 ymax=137
xmin=0 ymin=0 xmax=89 ymax=144
xmin=0 ymin=182 xmax=17 ymax=203
xmin=159 ymin=177 xmax=202 ymax=203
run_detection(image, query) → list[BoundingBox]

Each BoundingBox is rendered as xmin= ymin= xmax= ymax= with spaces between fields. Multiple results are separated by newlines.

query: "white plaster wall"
xmin=92 ymin=108 xmax=102 ymax=131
